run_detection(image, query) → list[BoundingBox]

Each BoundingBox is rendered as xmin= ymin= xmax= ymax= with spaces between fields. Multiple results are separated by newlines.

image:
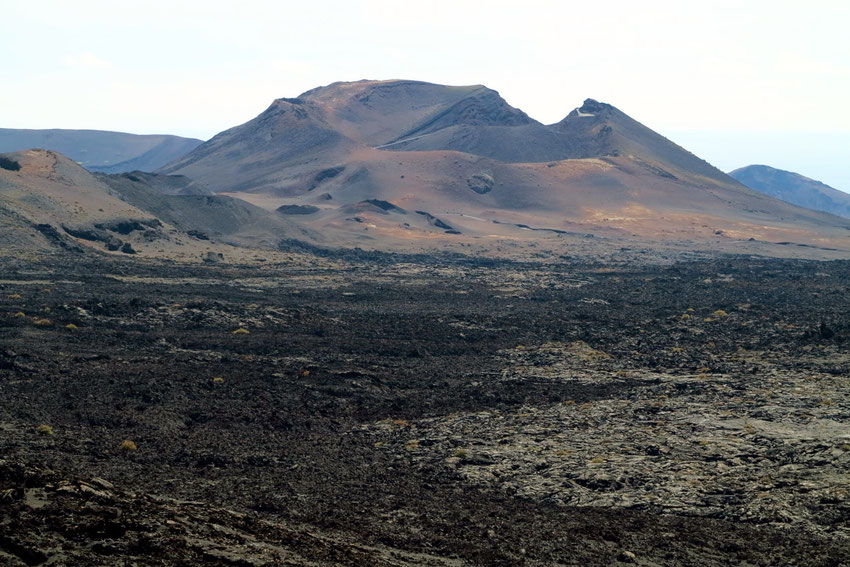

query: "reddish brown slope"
xmin=0 ymin=149 xmax=311 ymax=260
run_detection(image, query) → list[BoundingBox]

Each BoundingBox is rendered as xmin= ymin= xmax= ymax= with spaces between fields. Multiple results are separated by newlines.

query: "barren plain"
xmin=1 ymin=252 xmax=849 ymax=566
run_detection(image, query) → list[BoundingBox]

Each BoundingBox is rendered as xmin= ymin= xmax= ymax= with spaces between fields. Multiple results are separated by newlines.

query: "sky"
xmin=2 ymin=0 xmax=849 ymax=191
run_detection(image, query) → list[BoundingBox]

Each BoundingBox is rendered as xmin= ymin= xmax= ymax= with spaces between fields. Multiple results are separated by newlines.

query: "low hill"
xmin=0 ymin=149 xmax=312 ymax=260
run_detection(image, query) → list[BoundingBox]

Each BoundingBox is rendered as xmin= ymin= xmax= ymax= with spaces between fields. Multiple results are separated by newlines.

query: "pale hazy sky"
xmin=2 ymin=0 xmax=849 ymax=190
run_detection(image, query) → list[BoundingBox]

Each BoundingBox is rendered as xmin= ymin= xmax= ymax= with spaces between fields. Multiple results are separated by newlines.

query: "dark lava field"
xmin=1 ymin=253 xmax=849 ymax=566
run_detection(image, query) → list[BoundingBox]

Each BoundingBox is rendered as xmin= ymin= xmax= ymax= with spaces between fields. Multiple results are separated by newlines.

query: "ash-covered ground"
xmin=1 ymin=253 xmax=849 ymax=566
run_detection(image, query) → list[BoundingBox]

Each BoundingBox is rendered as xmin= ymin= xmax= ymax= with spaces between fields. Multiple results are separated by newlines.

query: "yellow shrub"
xmin=36 ymin=424 xmax=54 ymax=436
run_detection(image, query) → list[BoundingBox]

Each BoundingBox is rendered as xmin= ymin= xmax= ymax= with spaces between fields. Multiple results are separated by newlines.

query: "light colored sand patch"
xmin=373 ymin=133 xmax=433 ymax=149
xmin=444 ymin=213 xmax=487 ymax=222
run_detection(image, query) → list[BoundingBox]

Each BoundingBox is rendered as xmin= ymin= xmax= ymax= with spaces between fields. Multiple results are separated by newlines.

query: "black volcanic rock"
xmin=415 ymin=210 xmax=454 ymax=230
xmin=348 ymin=199 xmax=407 ymax=215
xmin=311 ymin=166 xmax=346 ymax=188
xmin=113 ymin=170 xmax=213 ymax=196
xmin=277 ymin=204 xmax=320 ymax=215
xmin=0 ymin=156 xmax=21 ymax=171
xmin=467 ymin=172 xmax=495 ymax=194
xmin=729 ymin=165 xmax=850 ymax=219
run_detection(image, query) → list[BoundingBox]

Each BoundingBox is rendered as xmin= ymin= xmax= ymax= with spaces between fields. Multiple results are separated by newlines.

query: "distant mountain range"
xmin=0 ymin=129 xmax=203 ymax=173
xmin=729 ymin=165 xmax=850 ymax=219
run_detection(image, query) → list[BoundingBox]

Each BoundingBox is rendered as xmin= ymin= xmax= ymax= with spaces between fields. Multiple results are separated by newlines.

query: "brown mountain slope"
xmin=0 ymin=149 xmax=163 ymax=255
xmin=298 ymin=80 xmax=535 ymax=146
xmin=157 ymin=80 xmax=850 ymax=259
xmin=98 ymin=171 xmax=320 ymax=249
xmin=552 ymin=99 xmax=734 ymax=187
xmin=0 ymin=149 xmax=311 ymax=260
xmin=158 ymin=97 xmax=357 ymax=194
xmin=254 ymin=148 xmax=849 ymax=253
xmin=157 ymin=80 xmax=746 ymax=195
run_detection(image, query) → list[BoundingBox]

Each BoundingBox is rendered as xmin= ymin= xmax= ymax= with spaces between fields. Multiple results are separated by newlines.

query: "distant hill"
xmin=729 ymin=165 xmax=850 ymax=219
xmin=0 ymin=129 xmax=203 ymax=173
